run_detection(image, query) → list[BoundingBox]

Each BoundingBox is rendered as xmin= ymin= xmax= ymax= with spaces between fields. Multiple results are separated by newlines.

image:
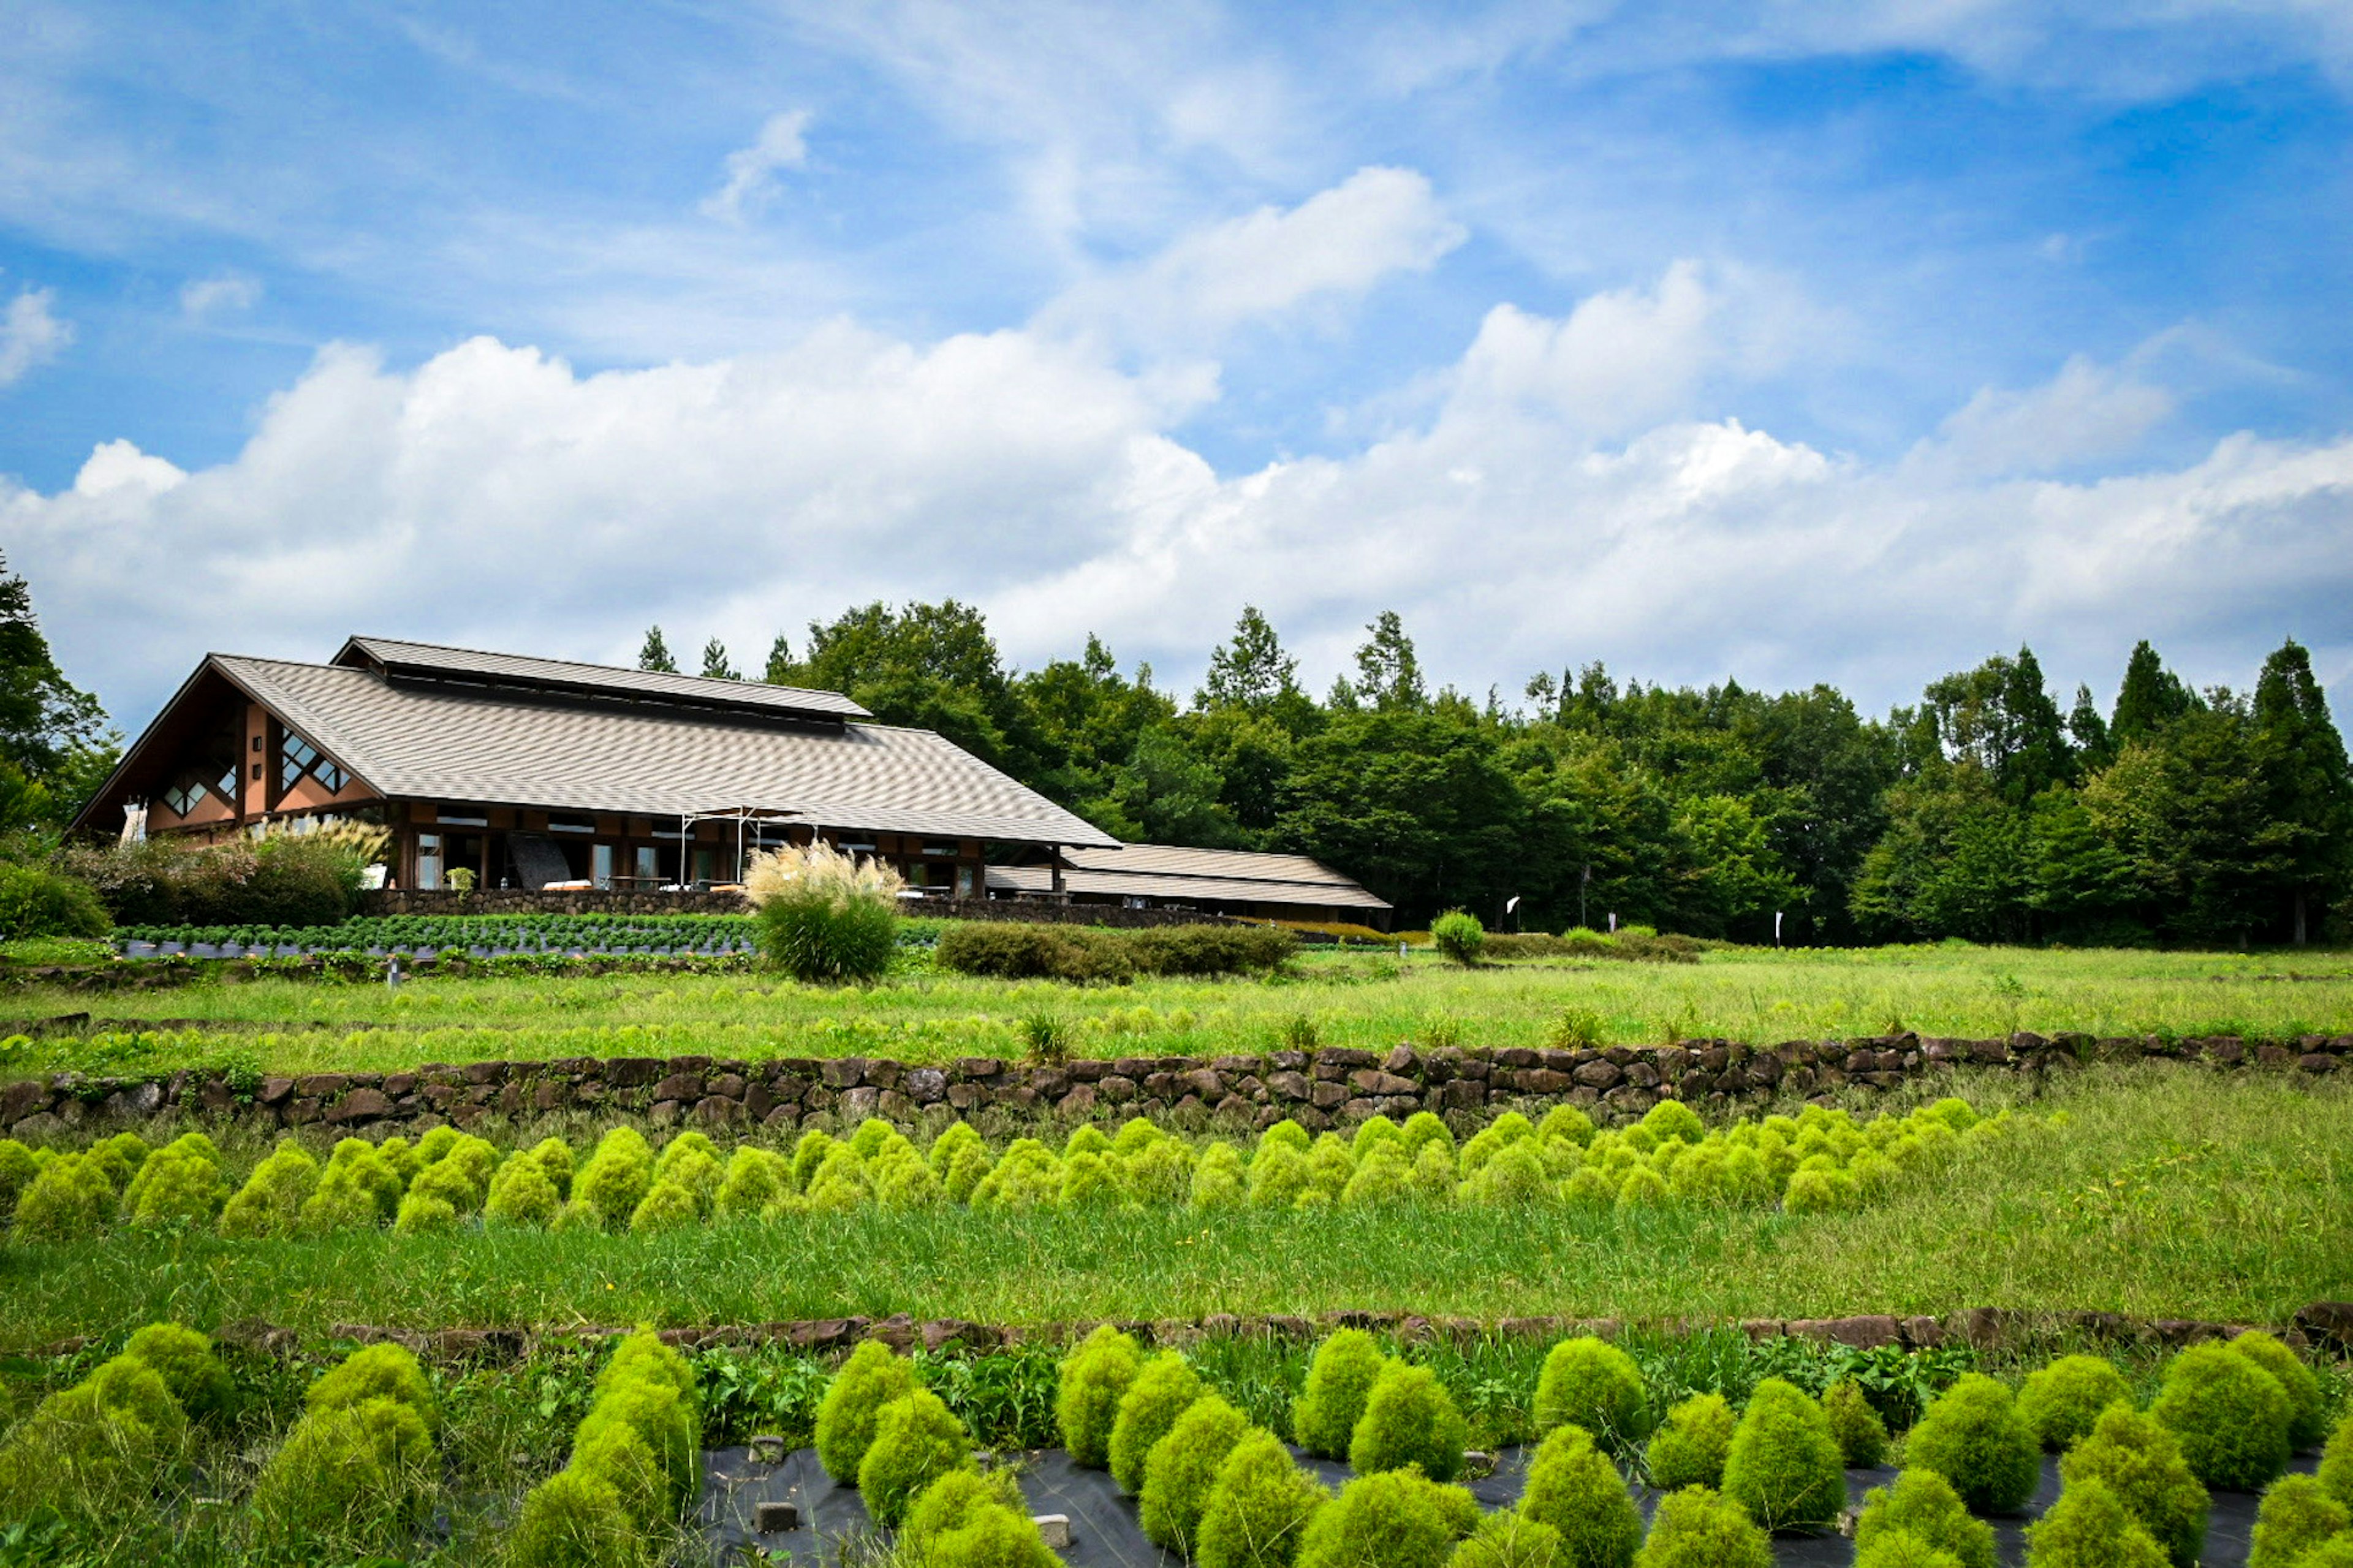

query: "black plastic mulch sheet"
xmin=695 ymin=1444 xmax=2317 ymax=1567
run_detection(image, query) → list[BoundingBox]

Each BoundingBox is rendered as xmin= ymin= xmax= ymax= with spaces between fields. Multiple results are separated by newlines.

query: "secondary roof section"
xmin=988 ymin=843 xmax=1390 ymax=911
xmin=333 ymin=635 xmax=871 ymax=724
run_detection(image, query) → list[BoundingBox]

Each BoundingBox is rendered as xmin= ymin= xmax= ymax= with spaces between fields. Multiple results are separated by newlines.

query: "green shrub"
xmin=1518 ymin=1422 xmax=1641 ymax=1568
xmin=0 ymin=1137 xmax=37 ymax=1219
xmin=2025 ymin=1478 xmax=2170 ymax=1568
xmin=2247 ymin=1474 xmax=2349 ymax=1568
xmin=567 ymin=1127 xmax=656 ymax=1230
xmin=569 ymin=1420 xmax=666 ymax=1528
xmin=506 ymin=1468 xmax=646 ymax=1568
xmin=1534 ymin=1337 xmax=1651 ymax=1451
xmin=249 ymin=1394 xmax=434 ymax=1551
xmin=1112 ymin=1350 xmax=1205 ymax=1494
xmin=486 ymin=1155 xmax=563 ymax=1227
xmin=1292 ymin=1330 xmax=1390 ymax=1459
xmin=86 ymin=1131 xmax=148 ymax=1192
xmin=575 ymin=1379 xmax=696 ymax=1515
xmin=2227 ymin=1331 xmax=2328 ymax=1452
xmin=1906 ymin=1373 xmax=2040 ymax=1513
xmin=1449 ymin=1512 xmax=1568 ymax=1568
xmin=901 ymin=1468 xmax=1059 ymax=1566
xmin=597 ymin=1329 xmax=695 ymax=1406
xmin=1854 ymin=1469 xmax=1997 ymax=1568
xmin=301 ymin=1138 xmax=400 ymax=1232
xmin=1126 ymin=923 xmax=1297 ymax=975
xmin=1295 ymin=1468 xmax=1481 ymax=1568
xmin=1463 ymin=1141 xmax=1553 ymax=1205
xmin=0 ymin=1354 xmax=187 ymax=1518
xmin=626 ymin=1179 xmax=699 ymax=1234
xmin=2150 ymin=1342 xmax=2294 ymax=1491
xmin=2325 ymin=1411 xmax=2353 ymax=1509
xmin=1721 ymin=1377 xmax=1845 ymax=1531
xmin=858 ymin=1388 xmax=971 ymax=1527
xmin=1646 ymin=1393 xmax=1735 ymax=1491
xmin=1822 ymin=1378 xmax=1890 ymax=1469
xmin=1783 ymin=1164 xmax=1859 ymax=1214
xmin=1351 ymin=1362 xmax=1469 ymax=1483
xmin=2058 ymin=1401 xmax=2209 ymax=1568
xmin=1197 ymin=1426 xmax=1331 ymax=1568
xmin=309 ymin=1341 xmax=439 ymax=1433
xmin=969 ymin=1139 xmax=1062 ymax=1211
xmin=749 ymin=841 xmax=900 ymax=982
xmin=1056 ymin=1323 xmax=1142 ymax=1468
xmin=119 ymin=1132 xmax=226 ymax=1226
xmin=711 ymin=1147 xmax=787 ymax=1218
xmin=2302 ymin=1542 xmax=2353 ymax=1568
xmin=0 ymin=860 xmax=111 ymax=938
xmin=814 ymin=1339 xmax=918 ymax=1481
xmin=2018 ymin=1356 xmax=2134 ymax=1450
xmin=122 ymin=1323 xmax=232 ymax=1424
xmin=1642 ymin=1100 xmax=1705 ymax=1144
xmin=1138 ymin=1393 xmax=1251 ymax=1551
xmin=12 ymin=1151 xmax=116 ymax=1241
xmin=1431 ymin=911 xmax=1486 ymax=965
xmin=1854 ymin=1532 xmax=1965 ymax=1568
xmin=392 ymin=1189 xmax=460 ymax=1234
xmin=1401 ymin=1111 xmax=1455 ymax=1159
xmin=219 ymin=1142 xmax=319 ymax=1238
xmin=1631 ymin=1486 xmax=1771 ymax=1568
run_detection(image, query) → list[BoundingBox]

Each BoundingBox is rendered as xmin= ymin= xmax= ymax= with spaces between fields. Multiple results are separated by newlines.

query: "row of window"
xmin=162 ymin=732 xmax=346 ymax=817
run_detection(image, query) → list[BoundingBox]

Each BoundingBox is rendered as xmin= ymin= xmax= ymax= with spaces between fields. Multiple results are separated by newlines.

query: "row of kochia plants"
xmin=0 ymin=1095 xmax=2005 ymax=1243
xmin=111 ymin=912 xmax=759 ymax=955
xmin=1 ymin=1316 xmax=2344 ymax=1568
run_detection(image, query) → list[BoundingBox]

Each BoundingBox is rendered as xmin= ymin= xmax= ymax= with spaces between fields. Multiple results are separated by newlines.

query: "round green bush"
xmin=1449 ymin=1512 xmax=1567 ymax=1568
xmin=1534 ymin=1337 xmax=1651 ymax=1450
xmin=1058 ymin=1323 xmax=1143 ymax=1469
xmin=570 ymin=1419 xmax=667 ymax=1529
xmin=815 ymin=1340 xmax=919 ymax=1481
xmin=1854 ymin=1469 xmax=1997 ymax=1568
xmin=597 ymin=1330 xmax=695 ymax=1406
xmin=2227 ymin=1331 xmax=2328 ymax=1453
xmin=1343 ymin=1143 xmax=1414 ymax=1205
xmin=12 ymin=1150 xmax=115 ymax=1241
xmin=709 ymin=1146 xmax=786 ymax=1218
xmin=1296 ymin=1468 xmax=1481 ymax=1568
xmin=2324 ymin=1411 xmax=2353 ymax=1510
xmin=1647 ymin=1393 xmax=1735 ymax=1491
xmin=0 ymin=1355 xmax=186 ymax=1518
xmin=309 ymin=1342 xmax=439 ymax=1434
xmin=1906 ymin=1373 xmax=2040 ymax=1513
xmin=506 ymin=1468 xmax=646 ymax=1568
xmin=122 ymin=1323 xmax=232 ymax=1424
xmin=0 ymin=1137 xmax=38 ymax=1218
xmin=0 ymin=861 xmax=111 ymax=939
xmin=86 ymin=1132 xmax=148 ymax=1192
xmin=755 ymin=866 xmax=898 ymax=982
xmin=218 ymin=1142 xmax=319 ymax=1238
xmin=1721 ymin=1377 xmax=1846 ymax=1531
xmin=1854 ymin=1531 xmax=1965 ymax=1568
xmin=2300 ymin=1540 xmax=2353 ymax=1568
xmin=120 ymin=1134 xmax=226 ymax=1227
xmin=1630 ymin=1486 xmax=1772 ymax=1568
xmin=901 ymin=1466 xmax=1030 ymax=1542
xmin=486 ymin=1156 xmax=563 ymax=1227
xmin=970 ymin=1140 xmax=1061 ymax=1211
xmin=2025 ymin=1478 xmax=2170 ymax=1568
xmin=1642 ymin=1100 xmax=1705 ymax=1145
xmin=568 ymin=1127 xmax=656 ymax=1230
xmin=1463 ymin=1142 xmax=1553 ymax=1205
xmin=1824 ymin=1379 xmax=1890 ymax=1469
xmin=1292 ymin=1330 xmax=1391 ymax=1459
xmin=1249 ymin=1142 xmax=1313 ymax=1208
xmin=392 ymin=1189 xmax=460 ymax=1234
xmin=2246 ymin=1474 xmax=2349 ymax=1568
xmin=914 ymin=1499 xmax=1061 ymax=1567
xmin=1139 ymin=1393 xmax=1251 ymax=1550
xmin=2150 ymin=1342 xmax=2294 ymax=1491
xmin=1431 ymin=910 xmax=1486 ymax=965
xmin=1191 ymin=1141 xmax=1249 ymax=1208
xmin=529 ymin=1135 xmax=577 ymax=1197
xmin=2058 ymin=1401 xmax=2209 ymax=1568
xmin=1112 ymin=1351 xmax=1205 ymax=1494
xmin=249 ymin=1395 xmax=434 ymax=1550
xmin=1351 ymin=1362 xmax=1469 ymax=1483
xmin=858 ymin=1388 xmax=972 ymax=1528
xmin=1783 ymin=1165 xmax=1859 ymax=1214
xmin=1196 ymin=1426 xmax=1331 ymax=1568
xmin=2018 ymin=1356 xmax=2134 ymax=1451
xmin=626 ymin=1178 xmax=699 ymax=1234
xmin=576 ymin=1379 xmax=696 ymax=1513
xmin=1518 ymin=1422 xmax=1641 ymax=1568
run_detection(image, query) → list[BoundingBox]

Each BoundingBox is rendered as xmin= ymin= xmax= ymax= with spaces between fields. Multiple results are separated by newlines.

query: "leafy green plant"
xmin=746 ymin=842 xmax=900 ymax=983
xmin=1631 ymin=1486 xmax=1770 ymax=1568
xmin=248 ymin=1393 xmax=435 ymax=1552
xmin=1431 ymin=911 xmax=1486 ymax=966
xmin=1720 ymin=1377 xmax=1844 ymax=1531
xmin=2225 ymin=1331 xmax=2327 ymax=1452
xmin=2057 ymin=1402 xmax=2209 ymax=1568
xmin=2025 ymin=1478 xmax=2170 ymax=1568
xmin=119 ymin=1323 xmax=232 ymax=1424
xmin=1139 ymin=1393 xmax=1251 ymax=1551
xmin=1823 ymin=1377 xmax=1890 ymax=1468
xmin=2017 ymin=1355 xmax=2132 ymax=1451
xmin=1646 ymin=1393 xmax=1735 ymax=1491
xmin=1056 ymin=1323 xmax=1142 ymax=1469
xmin=2246 ymin=1474 xmax=2349 ymax=1568
xmin=1196 ymin=1426 xmax=1330 ymax=1568
xmin=857 ymin=1388 xmax=971 ymax=1527
xmin=1292 ymin=1330 xmax=1390 ymax=1459
xmin=1516 ymin=1422 xmax=1640 ymax=1568
xmin=1349 ymin=1362 xmax=1469 ymax=1483
xmin=815 ymin=1340 xmax=918 ymax=1482
xmin=1854 ymin=1469 xmax=1997 ymax=1568
xmin=1112 ymin=1351 xmax=1205 ymax=1494
xmin=1295 ymin=1468 xmax=1481 ymax=1568
xmin=1904 ymin=1373 xmax=2039 ymax=1513
xmin=2150 ymin=1342 xmax=2294 ymax=1491
xmin=1534 ymin=1338 xmax=1652 ymax=1453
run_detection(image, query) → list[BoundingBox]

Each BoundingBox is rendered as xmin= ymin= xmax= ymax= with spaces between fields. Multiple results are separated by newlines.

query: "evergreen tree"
xmin=2110 ymin=640 xmax=2197 ymax=744
xmin=2067 ymin=684 xmax=2113 ymax=770
xmin=762 ymin=632 xmax=794 ymax=684
xmin=699 ymin=639 xmax=740 ymax=681
xmin=2251 ymin=638 xmax=2352 ymax=943
xmin=1353 ymin=611 xmax=1428 ymax=713
xmin=637 ymin=626 xmax=680 ymax=673
xmin=1199 ymin=607 xmax=1306 ymax=719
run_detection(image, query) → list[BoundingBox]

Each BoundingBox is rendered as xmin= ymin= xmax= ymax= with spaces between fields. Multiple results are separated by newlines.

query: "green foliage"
xmin=1822 ymin=1377 xmax=1889 ymax=1468
xmin=2227 ymin=1331 xmax=2328 ymax=1452
xmin=1534 ymin=1337 xmax=1652 ymax=1452
xmin=2324 ymin=1412 xmax=2353 ymax=1510
xmin=2025 ymin=1478 xmax=2170 ymax=1568
xmin=1197 ymin=1426 xmax=1330 ymax=1568
xmin=487 ymin=1153 xmax=564 ymax=1227
xmin=815 ymin=1339 xmax=918 ymax=1481
xmin=1646 ymin=1393 xmax=1735 ymax=1491
xmin=2018 ymin=1355 xmax=2133 ymax=1450
xmin=1854 ymin=1469 xmax=1998 ymax=1568
xmin=1056 ymin=1323 xmax=1142 ymax=1469
xmin=0 ymin=1137 xmax=36 ymax=1217
xmin=1295 ymin=1468 xmax=1481 ymax=1568
xmin=1139 ymin=1393 xmax=1251 ymax=1551
xmin=1721 ymin=1377 xmax=1846 ymax=1531
xmin=1432 ymin=910 xmax=1487 ymax=965
xmin=0 ymin=1353 xmax=187 ymax=1519
xmin=1854 ymin=1531 xmax=1965 ymax=1568
xmin=2150 ymin=1342 xmax=2294 ymax=1491
xmin=2058 ymin=1402 xmax=2210 ymax=1568
xmin=754 ymin=855 xmax=899 ymax=983
xmin=1291 ymin=1330 xmax=1390 ymax=1460
xmin=309 ymin=1341 xmax=441 ymax=1433
xmin=0 ymin=861 xmax=110 ymax=939
xmin=2247 ymin=1475 xmax=2350 ymax=1568
xmin=1517 ymin=1423 xmax=1641 ymax=1568
xmin=934 ymin=920 xmax=1293 ymax=981
xmin=1349 ymin=1361 xmax=1469 ymax=1483
xmin=858 ymin=1388 xmax=972 ymax=1527
xmin=1904 ymin=1373 xmax=2040 ymax=1513
xmin=1112 ymin=1350 xmax=1205 ymax=1494
xmin=1631 ymin=1487 xmax=1771 ymax=1568
xmin=1449 ymin=1512 xmax=1568 ymax=1568
xmin=900 ymin=1466 xmax=1059 ymax=1566
xmin=218 ymin=1141 xmax=319 ymax=1238
xmin=11 ymin=1150 xmax=115 ymax=1241
xmin=249 ymin=1393 xmax=434 ymax=1551
xmin=567 ymin=1127 xmax=656 ymax=1231
xmin=121 ymin=1322 xmax=232 ymax=1423
xmin=506 ymin=1466 xmax=648 ymax=1568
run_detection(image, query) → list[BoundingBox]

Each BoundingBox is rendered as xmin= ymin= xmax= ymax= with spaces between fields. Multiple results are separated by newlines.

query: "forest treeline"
xmin=635 ymin=605 xmax=2352 ymax=947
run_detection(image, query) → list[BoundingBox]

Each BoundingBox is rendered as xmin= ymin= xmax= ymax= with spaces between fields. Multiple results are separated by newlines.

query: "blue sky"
xmin=3 ymin=0 xmax=2351 ymax=730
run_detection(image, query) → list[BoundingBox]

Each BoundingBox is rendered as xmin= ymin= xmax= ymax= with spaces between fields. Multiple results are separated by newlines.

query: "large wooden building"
xmin=74 ymin=637 xmax=1119 ymax=894
xmin=987 ymin=844 xmax=1393 ymax=929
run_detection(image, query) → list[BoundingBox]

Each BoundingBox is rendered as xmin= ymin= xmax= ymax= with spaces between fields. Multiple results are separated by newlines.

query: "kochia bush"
xmin=12 ymin=1150 xmax=115 ymax=1241
xmin=249 ymin=1395 xmax=434 ymax=1551
xmin=1058 ymin=1324 xmax=1143 ymax=1470
xmin=122 ymin=1322 xmax=233 ymax=1424
xmin=121 ymin=1132 xmax=227 ymax=1226
xmin=1112 ymin=1351 xmax=1205 ymax=1495
xmin=1534 ymin=1337 xmax=1651 ymax=1452
xmin=1431 ymin=911 xmax=1486 ymax=966
xmin=815 ymin=1340 xmax=918 ymax=1482
xmin=1720 ymin=1378 xmax=1846 ymax=1531
xmin=2058 ymin=1402 xmax=2210 ymax=1568
xmin=1516 ymin=1422 xmax=1641 ymax=1568
xmin=2018 ymin=1355 xmax=2134 ymax=1451
xmin=506 ymin=1467 xmax=645 ymax=1568
xmin=1292 ymin=1330 xmax=1390 ymax=1459
xmin=1350 ymin=1362 xmax=1469 ymax=1483
xmin=1447 ymin=1512 xmax=1568 ymax=1568
xmin=218 ymin=1142 xmax=319 ymax=1238
xmin=2246 ymin=1474 xmax=2349 ymax=1568
xmin=1823 ymin=1379 xmax=1890 ymax=1469
xmin=1854 ymin=1469 xmax=1997 ymax=1568
xmin=308 ymin=1343 xmax=440 ymax=1434
xmin=1904 ymin=1374 xmax=2040 ymax=1514
xmin=2226 ymin=1331 xmax=2327 ymax=1453
xmin=2024 ymin=1479 xmax=2170 ymax=1568
xmin=1295 ymin=1469 xmax=1480 ymax=1568
xmin=1195 ymin=1426 xmax=1330 ymax=1568
xmin=1630 ymin=1487 xmax=1771 ymax=1568
xmin=2150 ymin=1342 xmax=2293 ymax=1491
xmin=0 ymin=1353 xmax=188 ymax=1519
xmin=900 ymin=1468 xmax=1058 ymax=1567
xmin=857 ymin=1388 xmax=972 ymax=1528
xmin=1646 ymin=1393 xmax=1735 ymax=1491
xmin=1138 ymin=1393 xmax=1251 ymax=1551
xmin=1854 ymin=1532 xmax=1965 ymax=1568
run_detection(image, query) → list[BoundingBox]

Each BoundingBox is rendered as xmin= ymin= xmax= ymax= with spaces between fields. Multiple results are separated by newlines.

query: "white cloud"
xmin=1040 ymin=167 xmax=1466 ymax=351
xmin=1914 ymin=354 xmax=2177 ymax=479
xmin=700 ymin=110 xmax=813 ymax=222
xmin=178 ymin=272 xmax=262 ymax=320
xmin=0 ymin=285 xmax=71 ymax=387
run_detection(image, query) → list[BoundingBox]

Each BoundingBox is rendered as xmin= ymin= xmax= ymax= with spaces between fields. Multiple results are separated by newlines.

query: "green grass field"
xmin=4 ymin=940 xmax=2350 ymax=1077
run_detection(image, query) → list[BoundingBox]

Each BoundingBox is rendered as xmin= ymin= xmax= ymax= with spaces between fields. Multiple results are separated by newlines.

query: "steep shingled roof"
xmin=334 ymin=635 xmax=871 ymax=721
xmin=989 ymin=842 xmax=1390 ymax=910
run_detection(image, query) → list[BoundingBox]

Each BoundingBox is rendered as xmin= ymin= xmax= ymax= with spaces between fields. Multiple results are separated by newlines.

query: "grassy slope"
xmin=4 ymin=942 xmax=2351 ymax=1076
xmin=2 ymin=1067 xmax=2344 ymax=1347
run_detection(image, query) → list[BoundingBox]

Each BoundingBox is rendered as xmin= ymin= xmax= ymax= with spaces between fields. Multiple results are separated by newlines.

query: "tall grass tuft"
xmin=745 ymin=841 xmax=902 ymax=983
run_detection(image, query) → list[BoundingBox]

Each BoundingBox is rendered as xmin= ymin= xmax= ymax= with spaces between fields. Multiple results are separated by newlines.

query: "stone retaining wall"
xmin=356 ymin=888 xmax=1246 ymax=928
xmin=6 ymin=1028 xmax=2347 ymax=1142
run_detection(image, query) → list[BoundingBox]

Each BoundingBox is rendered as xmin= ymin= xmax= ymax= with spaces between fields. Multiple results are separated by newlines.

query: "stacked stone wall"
xmin=355 ymin=888 xmax=1246 ymax=928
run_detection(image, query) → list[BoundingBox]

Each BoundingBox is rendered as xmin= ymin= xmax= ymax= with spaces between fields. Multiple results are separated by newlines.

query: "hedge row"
xmin=933 ymin=920 xmax=1297 ymax=980
xmin=0 ymin=1096 xmax=1994 ymax=1244
xmin=509 ymin=1330 xmax=702 ymax=1568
